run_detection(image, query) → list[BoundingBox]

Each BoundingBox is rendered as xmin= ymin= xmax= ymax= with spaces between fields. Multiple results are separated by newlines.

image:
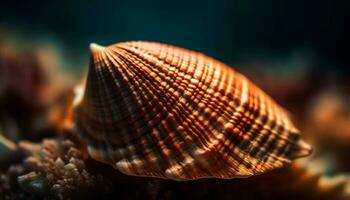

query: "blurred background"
xmin=0 ymin=0 xmax=349 ymax=198
xmin=1 ymin=0 xmax=349 ymax=128
xmin=1 ymin=0 xmax=348 ymax=73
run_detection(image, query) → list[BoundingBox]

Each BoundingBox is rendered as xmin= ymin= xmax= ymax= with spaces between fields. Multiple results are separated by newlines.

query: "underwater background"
xmin=0 ymin=0 xmax=349 ymax=199
xmin=1 ymin=0 xmax=348 ymax=72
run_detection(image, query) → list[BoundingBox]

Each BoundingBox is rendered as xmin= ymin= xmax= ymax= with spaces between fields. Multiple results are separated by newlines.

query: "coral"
xmin=16 ymin=139 xmax=104 ymax=199
xmin=0 ymin=162 xmax=29 ymax=199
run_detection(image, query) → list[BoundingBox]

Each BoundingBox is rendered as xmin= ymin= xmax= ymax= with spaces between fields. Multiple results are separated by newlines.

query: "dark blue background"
xmin=0 ymin=0 xmax=348 ymax=73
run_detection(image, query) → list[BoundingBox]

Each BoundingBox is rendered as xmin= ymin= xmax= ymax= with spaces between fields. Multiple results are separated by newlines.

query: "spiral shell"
xmin=76 ymin=41 xmax=312 ymax=180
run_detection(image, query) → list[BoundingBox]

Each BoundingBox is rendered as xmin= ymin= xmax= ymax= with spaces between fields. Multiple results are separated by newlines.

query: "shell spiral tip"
xmin=89 ymin=43 xmax=105 ymax=53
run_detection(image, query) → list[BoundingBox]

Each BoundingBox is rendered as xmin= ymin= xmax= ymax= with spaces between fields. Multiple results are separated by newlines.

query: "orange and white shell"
xmin=75 ymin=41 xmax=312 ymax=180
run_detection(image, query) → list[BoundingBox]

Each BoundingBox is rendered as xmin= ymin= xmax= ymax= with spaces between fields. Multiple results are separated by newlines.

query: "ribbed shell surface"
xmin=76 ymin=41 xmax=312 ymax=180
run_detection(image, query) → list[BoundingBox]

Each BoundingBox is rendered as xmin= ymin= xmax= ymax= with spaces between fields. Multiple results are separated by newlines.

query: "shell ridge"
xmin=91 ymin=45 xmax=292 ymax=173
xmin=116 ymin=46 xmax=211 ymax=145
xmin=87 ymin=49 xmax=131 ymax=162
xmin=105 ymin=47 xmax=190 ymax=173
xmin=103 ymin=48 xmax=166 ymax=164
xmin=116 ymin=44 xmax=239 ymax=177
xmin=120 ymin=44 xmax=284 ymax=176
xmin=84 ymin=47 xmax=148 ymax=165
xmin=78 ymin=41 xmax=313 ymax=180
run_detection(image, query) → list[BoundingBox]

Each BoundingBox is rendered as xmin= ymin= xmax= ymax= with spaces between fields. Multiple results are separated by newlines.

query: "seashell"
xmin=75 ymin=41 xmax=312 ymax=180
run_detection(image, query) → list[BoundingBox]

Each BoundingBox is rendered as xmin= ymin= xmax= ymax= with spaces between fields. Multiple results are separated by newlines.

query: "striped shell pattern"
xmin=76 ymin=41 xmax=312 ymax=180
